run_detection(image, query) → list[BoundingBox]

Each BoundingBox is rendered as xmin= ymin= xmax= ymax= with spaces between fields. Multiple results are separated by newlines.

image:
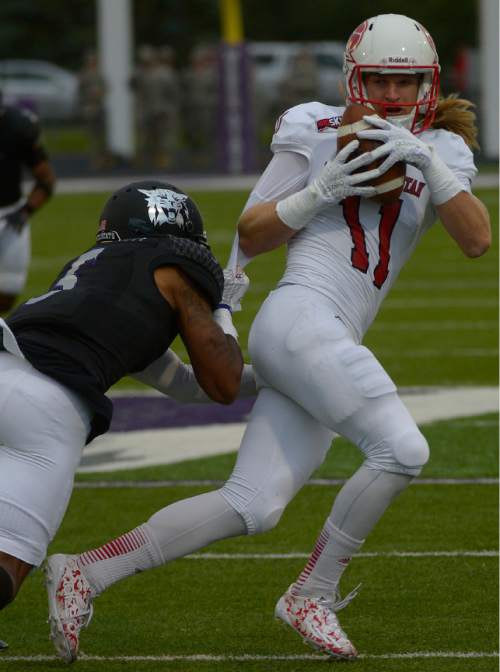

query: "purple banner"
xmin=110 ymin=395 xmax=256 ymax=432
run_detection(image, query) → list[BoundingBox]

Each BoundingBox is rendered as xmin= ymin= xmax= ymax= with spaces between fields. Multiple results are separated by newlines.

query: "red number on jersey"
xmin=342 ymin=196 xmax=402 ymax=289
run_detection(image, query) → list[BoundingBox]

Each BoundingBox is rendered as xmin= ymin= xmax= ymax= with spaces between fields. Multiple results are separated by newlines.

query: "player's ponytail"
xmin=432 ymin=94 xmax=479 ymax=150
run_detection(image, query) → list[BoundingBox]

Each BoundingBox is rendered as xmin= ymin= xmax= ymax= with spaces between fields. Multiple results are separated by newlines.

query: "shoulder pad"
xmin=271 ymin=103 xmax=345 ymax=158
xmin=7 ymin=106 xmax=40 ymax=143
xmin=161 ymin=236 xmax=224 ymax=308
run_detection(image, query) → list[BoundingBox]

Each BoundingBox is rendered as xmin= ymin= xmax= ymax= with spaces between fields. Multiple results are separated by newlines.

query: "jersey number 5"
xmin=26 ymin=248 xmax=105 ymax=305
xmin=342 ymin=196 xmax=402 ymax=289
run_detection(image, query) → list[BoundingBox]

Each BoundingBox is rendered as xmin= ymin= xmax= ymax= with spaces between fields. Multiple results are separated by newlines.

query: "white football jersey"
xmin=255 ymin=102 xmax=477 ymax=342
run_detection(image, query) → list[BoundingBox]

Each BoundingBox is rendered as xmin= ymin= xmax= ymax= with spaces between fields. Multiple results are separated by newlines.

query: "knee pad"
xmin=247 ymin=499 xmax=286 ymax=534
xmin=220 ymin=483 xmax=287 ymax=535
xmin=393 ymin=430 xmax=430 ymax=472
xmin=366 ymin=429 xmax=429 ymax=477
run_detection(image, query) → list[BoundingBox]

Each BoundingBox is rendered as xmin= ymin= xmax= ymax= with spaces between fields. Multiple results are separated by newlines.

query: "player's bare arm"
xmin=27 ymin=159 xmax=56 ymax=212
xmin=154 ymin=265 xmax=243 ymax=404
xmin=239 ymin=141 xmax=379 ymax=259
xmin=238 ymin=201 xmax=296 ymax=258
xmin=436 ymin=191 xmax=491 ymax=257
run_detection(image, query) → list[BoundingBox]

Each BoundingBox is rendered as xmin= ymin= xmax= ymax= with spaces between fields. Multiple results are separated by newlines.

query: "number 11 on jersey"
xmin=342 ymin=196 xmax=402 ymax=289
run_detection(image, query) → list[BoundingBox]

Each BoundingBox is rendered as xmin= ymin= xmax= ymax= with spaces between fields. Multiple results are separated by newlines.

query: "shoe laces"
xmin=320 ymin=583 xmax=362 ymax=612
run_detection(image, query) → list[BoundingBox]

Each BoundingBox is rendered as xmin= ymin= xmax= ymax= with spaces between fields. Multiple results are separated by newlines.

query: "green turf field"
xmin=0 ymin=185 xmax=497 ymax=670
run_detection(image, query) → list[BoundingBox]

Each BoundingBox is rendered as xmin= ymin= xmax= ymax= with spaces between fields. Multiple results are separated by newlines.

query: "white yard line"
xmin=185 ymin=550 xmax=498 ymax=560
xmin=1 ymin=651 xmax=498 ymax=662
xmin=75 ymin=477 xmax=499 ymax=488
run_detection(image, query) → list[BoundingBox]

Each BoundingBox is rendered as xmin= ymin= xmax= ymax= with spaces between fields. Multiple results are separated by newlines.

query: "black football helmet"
xmin=97 ymin=181 xmax=208 ymax=246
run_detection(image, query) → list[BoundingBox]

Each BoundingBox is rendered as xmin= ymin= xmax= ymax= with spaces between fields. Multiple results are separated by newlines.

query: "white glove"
xmin=276 ymin=139 xmax=381 ymax=231
xmin=212 ymin=266 xmax=250 ymax=340
xmin=219 ymin=267 xmax=250 ymax=313
xmin=312 ymin=139 xmax=382 ymax=202
xmin=358 ymin=116 xmax=464 ymax=205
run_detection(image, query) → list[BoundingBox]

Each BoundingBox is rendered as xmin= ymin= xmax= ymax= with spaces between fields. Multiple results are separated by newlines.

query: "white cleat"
xmin=44 ymin=554 xmax=94 ymax=663
xmin=275 ymin=585 xmax=359 ymax=659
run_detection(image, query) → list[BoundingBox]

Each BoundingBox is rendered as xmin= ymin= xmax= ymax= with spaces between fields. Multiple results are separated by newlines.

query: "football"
xmin=337 ymin=104 xmax=405 ymax=204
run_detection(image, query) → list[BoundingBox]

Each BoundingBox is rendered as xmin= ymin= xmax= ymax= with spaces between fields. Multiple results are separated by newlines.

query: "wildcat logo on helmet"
xmin=96 ymin=179 xmax=209 ymax=247
xmin=137 ymin=188 xmax=190 ymax=230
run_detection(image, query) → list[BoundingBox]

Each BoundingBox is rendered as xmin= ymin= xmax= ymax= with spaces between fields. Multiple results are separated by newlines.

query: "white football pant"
xmin=221 ymin=284 xmax=429 ymax=534
xmin=0 ymin=352 xmax=91 ymax=566
xmin=0 ymin=201 xmax=31 ymax=295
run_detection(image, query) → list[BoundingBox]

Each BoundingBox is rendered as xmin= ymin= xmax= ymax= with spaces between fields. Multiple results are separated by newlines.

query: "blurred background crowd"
xmin=0 ymin=0 xmax=494 ymax=175
xmin=0 ymin=40 xmax=355 ymax=172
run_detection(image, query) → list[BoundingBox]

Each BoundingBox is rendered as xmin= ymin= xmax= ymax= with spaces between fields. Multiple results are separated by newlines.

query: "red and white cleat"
xmin=44 ymin=554 xmax=94 ymax=663
xmin=275 ymin=585 xmax=359 ymax=659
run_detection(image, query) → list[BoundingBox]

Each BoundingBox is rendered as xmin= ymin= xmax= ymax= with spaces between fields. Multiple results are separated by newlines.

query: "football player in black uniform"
xmin=0 ymin=96 xmax=56 ymax=312
xmin=0 ymin=181 xmax=251 ymax=656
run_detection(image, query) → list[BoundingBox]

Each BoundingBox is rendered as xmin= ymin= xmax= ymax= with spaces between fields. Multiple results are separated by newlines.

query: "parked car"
xmin=248 ymin=41 xmax=346 ymax=109
xmin=0 ymin=59 xmax=79 ymax=121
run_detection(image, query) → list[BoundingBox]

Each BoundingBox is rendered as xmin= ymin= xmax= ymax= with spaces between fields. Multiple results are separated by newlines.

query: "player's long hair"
xmin=432 ymin=94 xmax=479 ymax=150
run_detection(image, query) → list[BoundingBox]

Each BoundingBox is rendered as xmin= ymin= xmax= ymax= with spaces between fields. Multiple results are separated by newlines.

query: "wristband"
xmin=213 ymin=306 xmax=238 ymax=340
xmin=275 ymin=184 xmax=323 ymax=231
xmin=423 ymin=147 xmax=464 ymax=206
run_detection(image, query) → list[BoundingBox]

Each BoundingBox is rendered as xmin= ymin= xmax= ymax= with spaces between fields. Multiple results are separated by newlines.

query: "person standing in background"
xmin=78 ymin=50 xmax=108 ymax=170
xmin=280 ymin=47 xmax=320 ymax=111
xmin=182 ymin=45 xmax=218 ymax=169
xmin=0 ymin=95 xmax=56 ymax=313
xmin=133 ymin=45 xmax=180 ymax=169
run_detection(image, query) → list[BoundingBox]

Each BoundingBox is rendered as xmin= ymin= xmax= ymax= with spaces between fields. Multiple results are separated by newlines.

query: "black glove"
xmin=5 ymin=205 xmax=30 ymax=232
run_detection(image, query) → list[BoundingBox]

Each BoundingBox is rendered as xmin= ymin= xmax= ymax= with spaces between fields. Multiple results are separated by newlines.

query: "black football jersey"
xmin=0 ymin=106 xmax=48 ymax=206
xmin=7 ymin=235 xmax=223 ymax=441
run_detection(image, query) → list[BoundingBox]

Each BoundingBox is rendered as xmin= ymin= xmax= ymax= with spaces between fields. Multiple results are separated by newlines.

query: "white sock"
xmin=291 ymin=466 xmax=412 ymax=599
xmin=77 ymin=490 xmax=246 ymax=595
xmin=330 ymin=466 xmax=412 ymax=539
xmin=147 ymin=489 xmax=246 ymax=560
xmin=291 ymin=519 xmax=363 ymax=598
xmin=77 ymin=523 xmax=164 ymax=595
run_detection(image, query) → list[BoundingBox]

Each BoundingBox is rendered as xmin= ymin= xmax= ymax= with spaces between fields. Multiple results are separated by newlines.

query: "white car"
xmin=248 ymin=41 xmax=346 ymax=109
xmin=0 ymin=59 xmax=79 ymax=121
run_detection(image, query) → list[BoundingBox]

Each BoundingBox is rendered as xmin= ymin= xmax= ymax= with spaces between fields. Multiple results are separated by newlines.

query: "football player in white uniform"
xmin=45 ymin=14 xmax=490 ymax=661
xmin=232 ymin=14 xmax=490 ymax=657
